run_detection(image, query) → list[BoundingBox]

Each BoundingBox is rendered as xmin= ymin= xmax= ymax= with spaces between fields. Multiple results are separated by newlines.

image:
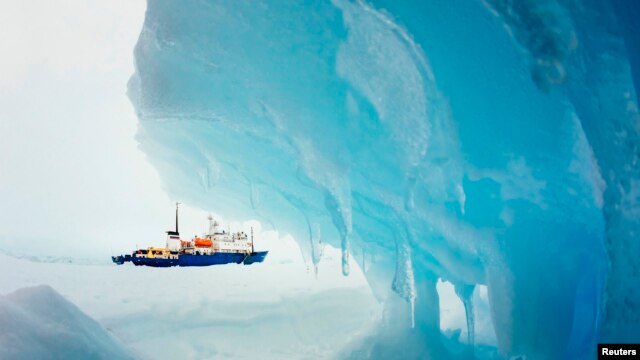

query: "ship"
xmin=112 ymin=203 xmax=268 ymax=267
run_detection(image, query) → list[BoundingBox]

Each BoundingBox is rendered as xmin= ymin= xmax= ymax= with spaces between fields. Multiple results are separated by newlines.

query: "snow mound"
xmin=0 ymin=285 xmax=136 ymax=360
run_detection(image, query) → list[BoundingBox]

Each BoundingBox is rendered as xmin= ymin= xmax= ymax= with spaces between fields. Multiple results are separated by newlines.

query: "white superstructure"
xmin=181 ymin=214 xmax=254 ymax=255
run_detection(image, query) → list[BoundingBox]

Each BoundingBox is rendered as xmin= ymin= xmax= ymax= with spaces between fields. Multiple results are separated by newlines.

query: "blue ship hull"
xmin=112 ymin=251 xmax=268 ymax=267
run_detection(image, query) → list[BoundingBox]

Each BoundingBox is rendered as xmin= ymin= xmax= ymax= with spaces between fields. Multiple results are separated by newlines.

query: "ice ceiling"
xmin=128 ymin=0 xmax=640 ymax=358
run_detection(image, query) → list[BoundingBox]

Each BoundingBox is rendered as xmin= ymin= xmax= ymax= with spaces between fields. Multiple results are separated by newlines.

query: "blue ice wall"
xmin=128 ymin=0 xmax=639 ymax=358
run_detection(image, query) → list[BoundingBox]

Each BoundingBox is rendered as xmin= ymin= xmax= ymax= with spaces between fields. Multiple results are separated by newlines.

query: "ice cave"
xmin=1 ymin=0 xmax=639 ymax=359
xmin=122 ymin=0 xmax=640 ymax=359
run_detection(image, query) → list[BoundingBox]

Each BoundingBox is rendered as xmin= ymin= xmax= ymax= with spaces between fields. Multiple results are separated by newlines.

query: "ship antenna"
xmin=175 ymin=202 xmax=181 ymax=234
xmin=251 ymin=227 xmax=254 ymax=253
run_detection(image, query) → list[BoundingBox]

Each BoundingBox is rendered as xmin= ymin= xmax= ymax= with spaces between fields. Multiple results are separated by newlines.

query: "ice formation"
xmin=0 ymin=249 xmax=378 ymax=360
xmin=128 ymin=0 xmax=639 ymax=358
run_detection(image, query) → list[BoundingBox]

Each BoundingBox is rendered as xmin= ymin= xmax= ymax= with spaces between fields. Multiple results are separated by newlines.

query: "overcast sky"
xmin=0 ymin=0 xmax=223 ymax=258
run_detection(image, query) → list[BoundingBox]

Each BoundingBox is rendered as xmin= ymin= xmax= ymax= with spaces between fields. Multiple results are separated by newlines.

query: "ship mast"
xmin=207 ymin=214 xmax=220 ymax=236
xmin=175 ymin=202 xmax=181 ymax=234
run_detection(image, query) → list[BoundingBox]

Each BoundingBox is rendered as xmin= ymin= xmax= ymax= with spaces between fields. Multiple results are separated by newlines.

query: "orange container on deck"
xmin=194 ymin=238 xmax=213 ymax=247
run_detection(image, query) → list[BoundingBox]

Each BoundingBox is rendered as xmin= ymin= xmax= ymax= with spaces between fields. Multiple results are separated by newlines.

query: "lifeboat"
xmin=194 ymin=237 xmax=213 ymax=247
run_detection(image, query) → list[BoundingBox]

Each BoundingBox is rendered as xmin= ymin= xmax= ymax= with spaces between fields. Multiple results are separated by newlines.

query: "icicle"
xmin=341 ymin=234 xmax=350 ymax=276
xmin=323 ymin=189 xmax=352 ymax=277
xmin=308 ymin=222 xmax=324 ymax=279
xmin=311 ymin=223 xmax=323 ymax=265
xmin=392 ymin=239 xmax=416 ymax=328
xmin=454 ymin=283 xmax=476 ymax=348
xmin=464 ymin=294 xmax=475 ymax=347
xmin=410 ymin=295 xmax=416 ymax=329
xmin=404 ymin=172 xmax=417 ymax=212
xmin=404 ymin=185 xmax=415 ymax=212
xmin=456 ymin=183 xmax=466 ymax=215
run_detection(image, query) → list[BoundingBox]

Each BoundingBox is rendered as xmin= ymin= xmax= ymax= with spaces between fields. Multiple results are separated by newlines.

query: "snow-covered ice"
xmin=0 ymin=237 xmax=383 ymax=359
xmin=0 ymin=285 xmax=136 ymax=360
